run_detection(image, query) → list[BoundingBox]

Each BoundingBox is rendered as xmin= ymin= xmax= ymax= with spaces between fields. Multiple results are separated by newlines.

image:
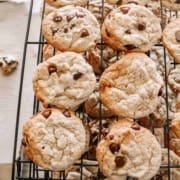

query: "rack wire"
xmin=11 ymin=0 xmax=180 ymax=179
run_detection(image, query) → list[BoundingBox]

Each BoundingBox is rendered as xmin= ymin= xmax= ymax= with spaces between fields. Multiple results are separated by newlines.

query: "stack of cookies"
xmin=22 ymin=0 xmax=180 ymax=179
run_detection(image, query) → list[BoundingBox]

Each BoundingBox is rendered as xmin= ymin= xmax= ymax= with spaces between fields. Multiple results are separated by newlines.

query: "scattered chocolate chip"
xmin=102 ymin=128 xmax=109 ymax=137
xmin=66 ymin=15 xmax=74 ymax=22
xmin=42 ymin=109 xmax=52 ymax=118
xmin=124 ymin=44 xmax=136 ymax=50
xmin=175 ymin=30 xmax=180 ymax=42
xmin=63 ymin=110 xmax=71 ymax=118
xmin=137 ymin=23 xmax=146 ymax=31
xmin=158 ymin=87 xmax=163 ymax=96
xmin=116 ymin=0 xmax=122 ymax=5
xmin=80 ymin=29 xmax=89 ymax=37
xmin=131 ymin=122 xmax=140 ymax=130
xmin=125 ymin=29 xmax=131 ymax=34
xmin=70 ymin=24 xmax=76 ymax=29
xmin=115 ymin=156 xmax=126 ymax=168
xmin=109 ymin=135 xmax=114 ymax=140
xmin=64 ymin=28 xmax=68 ymax=33
xmin=0 ymin=62 xmax=2 ymax=66
xmin=48 ymin=65 xmax=57 ymax=74
xmin=73 ymin=72 xmax=83 ymax=80
xmin=51 ymin=27 xmax=58 ymax=35
xmin=105 ymin=28 xmax=111 ymax=37
xmin=109 ymin=143 xmax=120 ymax=154
xmin=120 ymin=7 xmax=130 ymax=14
xmin=42 ymin=146 xmax=45 ymax=149
xmin=175 ymin=0 xmax=180 ymax=3
xmin=53 ymin=15 xmax=62 ymax=22
xmin=21 ymin=139 xmax=27 ymax=146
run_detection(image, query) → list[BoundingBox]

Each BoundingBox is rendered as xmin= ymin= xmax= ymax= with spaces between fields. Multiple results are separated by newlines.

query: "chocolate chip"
xmin=80 ymin=29 xmax=89 ymax=37
xmin=42 ymin=109 xmax=52 ymax=118
xmin=109 ymin=143 xmax=120 ymax=154
xmin=175 ymin=30 xmax=180 ymax=42
xmin=105 ymin=28 xmax=111 ymax=37
xmin=158 ymin=87 xmax=163 ymax=96
xmin=109 ymin=135 xmax=114 ymax=140
xmin=42 ymin=146 xmax=45 ymax=149
xmin=70 ymin=24 xmax=76 ymax=29
xmin=66 ymin=15 xmax=74 ymax=22
xmin=0 ymin=62 xmax=2 ymax=66
xmin=51 ymin=27 xmax=58 ymax=35
xmin=116 ymin=0 xmax=122 ymax=5
xmin=53 ymin=15 xmax=62 ymax=22
xmin=175 ymin=0 xmax=180 ymax=3
xmin=137 ymin=23 xmax=146 ymax=31
xmin=21 ymin=139 xmax=27 ymax=146
xmin=124 ymin=44 xmax=136 ymax=50
xmin=63 ymin=110 xmax=71 ymax=117
xmin=125 ymin=29 xmax=131 ymax=34
xmin=102 ymin=128 xmax=109 ymax=137
xmin=120 ymin=7 xmax=130 ymax=14
xmin=76 ymin=13 xmax=85 ymax=18
xmin=131 ymin=123 xmax=140 ymax=130
xmin=48 ymin=65 xmax=57 ymax=74
xmin=115 ymin=156 xmax=126 ymax=168
xmin=127 ymin=1 xmax=138 ymax=4
xmin=73 ymin=72 xmax=83 ymax=80
xmin=64 ymin=28 xmax=68 ymax=33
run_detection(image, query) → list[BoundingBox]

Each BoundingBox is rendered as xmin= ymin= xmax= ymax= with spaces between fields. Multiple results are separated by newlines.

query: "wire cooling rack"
xmin=11 ymin=0 xmax=180 ymax=179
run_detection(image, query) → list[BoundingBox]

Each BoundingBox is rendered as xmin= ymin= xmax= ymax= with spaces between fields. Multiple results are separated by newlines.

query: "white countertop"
xmin=0 ymin=0 xmax=41 ymax=163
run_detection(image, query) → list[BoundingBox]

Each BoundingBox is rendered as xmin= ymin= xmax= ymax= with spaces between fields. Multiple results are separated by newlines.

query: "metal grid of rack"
xmin=11 ymin=0 xmax=180 ymax=179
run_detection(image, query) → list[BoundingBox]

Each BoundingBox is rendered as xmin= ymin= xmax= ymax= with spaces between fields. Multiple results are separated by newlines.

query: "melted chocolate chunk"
xmin=109 ymin=135 xmax=114 ymax=140
xmin=64 ymin=28 xmax=68 ymax=33
xmin=63 ymin=110 xmax=71 ymax=117
xmin=42 ymin=109 xmax=52 ymax=118
xmin=73 ymin=72 xmax=83 ymax=80
xmin=131 ymin=122 xmax=140 ymax=130
xmin=127 ymin=1 xmax=138 ymax=4
xmin=120 ymin=7 xmax=130 ymax=14
xmin=175 ymin=0 xmax=180 ymax=3
xmin=115 ymin=156 xmax=126 ymax=168
xmin=175 ymin=30 xmax=180 ymax=42
xmin=21 ymin=139 xmax=27 ymax=146
xmin=102 ymin=128 xmax=109 ymax=137
xmin=137 ymin=23 xmax=146 ymax=31
xmin=53 ymin=15 xmax=62 ymax=22
xmin=158 ymin=87 xmax=163 ymax=96
xmin=81 ymin=29 xmax=89 ymax=37
xmin=109 ymin=143 xmax=120 ymax=154
xmin=70 ymin=24 xmax=76 ymax=29
xmin=125 ymin=29 xmax=131 ymax=34
xmin=66 ymin=15 xmax=74 ymax=22
xmin=124 ymin=44 xmax=136 ymax=50
xmin=48 ymin=65 xmax=57 ymax=74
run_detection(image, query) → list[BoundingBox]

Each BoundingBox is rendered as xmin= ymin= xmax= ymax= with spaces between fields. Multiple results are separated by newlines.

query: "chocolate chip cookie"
xmin=42 ymin=6 xmax=100 ymax=53
xmin=22 ymin=108 xmax=87 ymax=170
xmin=33 ymin=52 xmax=96 ymax=110
xmin=101 ymin=4 xmax=161 ymax=52
xmin=96 ymin=118 xmax=162 ymax=179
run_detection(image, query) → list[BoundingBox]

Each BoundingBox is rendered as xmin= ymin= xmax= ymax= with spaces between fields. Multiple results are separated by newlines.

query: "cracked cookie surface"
xmin=33 ymin=52 xmax=96 ymax=110
xmin=22 ymin=108 xmax=87 ymax=171
xmin=99 ymin=52 xmax=163 ymax=118
xmin=42 ymin=6 xmax=100 ymax=52
xmin=96 ymin=118 xmax=162 ymax=179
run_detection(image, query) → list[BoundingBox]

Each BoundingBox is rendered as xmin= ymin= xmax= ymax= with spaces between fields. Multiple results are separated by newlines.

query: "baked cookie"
xmin=163 ymin=18 xmax=180 ymax=63
xmin=168 ymin=66 xmax=180 ymax=93
xmin=99 ymin=52 xmax=163 ymax=119
xmin=33 ymin=52 xmax=96 ymax=110
xmin=88 ymin=0 xmax=114 ymax=24
xmin=101 ymin=4 xmax=161 ymax=52
xmin=85 ymin=84 xmax=115 ymax=118
xmin=22 ymin=108 xmax=87 ymax=170
xmin=45 ymin=0 xmax=87 ymax=8
xmin=43 ymin=44 xmax=61 ymax=60
xmin=42 ymin=6 xmax=100 ymax=53
xmin=87 ymin=45 xmax=118 ymax=74
xmin=162 ymin=0 xmax=180 ymax=11
xmin=96 ymin=118 xmax=162 ymax=179
xmin=106 ymin=0 xmax=150 ymax=6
